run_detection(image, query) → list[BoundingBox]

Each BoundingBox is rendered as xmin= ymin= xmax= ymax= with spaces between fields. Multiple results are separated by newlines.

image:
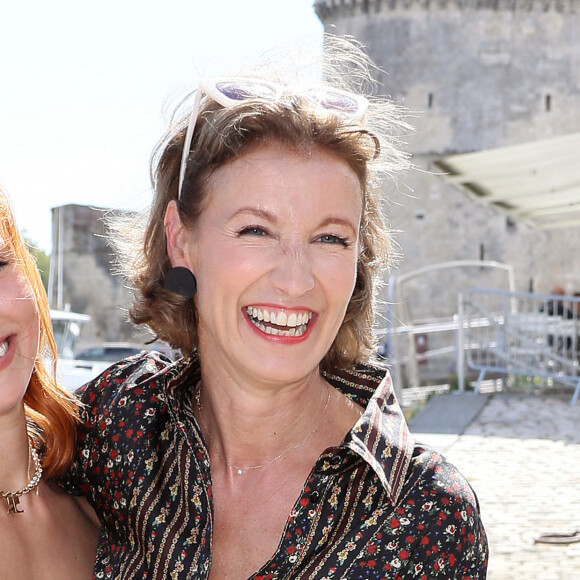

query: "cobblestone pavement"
xmin=413 ymin=394 xmax=580 ymax=580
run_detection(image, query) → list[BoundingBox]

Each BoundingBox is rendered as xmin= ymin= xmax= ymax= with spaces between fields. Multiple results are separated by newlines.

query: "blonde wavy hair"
xmin=111 ymin=35 xmax=411 ymax=370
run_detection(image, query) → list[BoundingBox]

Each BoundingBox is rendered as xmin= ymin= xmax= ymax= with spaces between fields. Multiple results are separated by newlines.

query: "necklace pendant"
xmin=237 ymin=468 xmax=243 ymax=476
xmin=5 ymin=493 xmax=23 ymax=515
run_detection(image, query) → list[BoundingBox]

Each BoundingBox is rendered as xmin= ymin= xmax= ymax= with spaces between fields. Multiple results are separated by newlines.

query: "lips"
xmin=0 ymin=336 xmax=15 ymax=369
xmin=246 ymin=306 xmax=313 ymax=337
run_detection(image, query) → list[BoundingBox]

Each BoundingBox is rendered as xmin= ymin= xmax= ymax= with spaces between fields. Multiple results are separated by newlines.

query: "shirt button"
xmin=331 ymin=455 xmax=342 ymax=466
xmin=309 ymin=491 xmax=320 ymax=504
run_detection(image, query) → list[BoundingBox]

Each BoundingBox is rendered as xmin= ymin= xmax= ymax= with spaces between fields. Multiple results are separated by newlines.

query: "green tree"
xmin=23 ymin=235 xmax=50 ymax=292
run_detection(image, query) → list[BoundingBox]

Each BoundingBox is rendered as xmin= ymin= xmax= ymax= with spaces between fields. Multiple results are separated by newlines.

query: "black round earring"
xmin=163 ymin=267 xmax=197 ymax=298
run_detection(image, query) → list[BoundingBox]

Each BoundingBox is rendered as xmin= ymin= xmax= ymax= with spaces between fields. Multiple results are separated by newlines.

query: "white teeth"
xmin=246 ymin=307 xmax=312 ymax=337
xmin=0 ymin=340 xmax=8 ymax=357
xmin=248 ymin=315 xmax=308 ymax=337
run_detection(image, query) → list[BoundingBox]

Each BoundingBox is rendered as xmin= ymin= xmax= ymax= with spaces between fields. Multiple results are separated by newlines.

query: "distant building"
xmin=314 ymin=1 xmax=580 ymax=319
xmin=48 ymin=204 xmax=149 ymax=348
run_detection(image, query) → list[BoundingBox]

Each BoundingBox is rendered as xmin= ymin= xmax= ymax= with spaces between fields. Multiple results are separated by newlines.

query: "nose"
xmin=269 ymin=243 xmax=315 ymax=298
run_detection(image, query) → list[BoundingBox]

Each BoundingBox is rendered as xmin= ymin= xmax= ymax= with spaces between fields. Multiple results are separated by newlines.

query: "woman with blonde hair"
xmin=0 ymin=189 xmax=99 ymax=578
xmin=61 ymin=36 xmax=487 ymax=578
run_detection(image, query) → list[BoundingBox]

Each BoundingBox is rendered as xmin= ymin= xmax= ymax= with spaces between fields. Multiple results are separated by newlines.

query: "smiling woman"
xmin=58 ymin=35 xmax=488 ymax=579
xmin=163 ymin=143 xmax=363 ymax=389
xmin=0 ymin=188 xmax=99 ymax=578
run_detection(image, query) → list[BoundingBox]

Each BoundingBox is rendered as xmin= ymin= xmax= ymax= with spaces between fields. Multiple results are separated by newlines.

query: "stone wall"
xmin=48 ymin=204 xmax=149 ymax=348
xmin=315 ymin=1 xmax=580 ymax=321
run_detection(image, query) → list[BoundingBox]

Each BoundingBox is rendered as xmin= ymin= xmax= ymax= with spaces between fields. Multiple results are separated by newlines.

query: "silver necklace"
xmin=195 ymin=384 xmax=330 ymax=476
xmin=0 ymin=442 xmax=43 ymax=515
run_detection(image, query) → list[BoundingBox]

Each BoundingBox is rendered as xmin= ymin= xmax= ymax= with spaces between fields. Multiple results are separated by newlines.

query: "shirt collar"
xmin=162 ymin=357 xmax=414 ymax=505
xmin=322 ymin=365 xmax=415 ymax=505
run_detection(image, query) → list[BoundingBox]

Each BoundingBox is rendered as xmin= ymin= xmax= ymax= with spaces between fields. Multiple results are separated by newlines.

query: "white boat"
xmin=51 ymin=309 xmax=110 ymax=392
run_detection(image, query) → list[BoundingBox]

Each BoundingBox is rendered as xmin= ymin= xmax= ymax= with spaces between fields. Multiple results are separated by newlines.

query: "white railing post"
xmin=457 ymin=293 xmax=465 ymax=393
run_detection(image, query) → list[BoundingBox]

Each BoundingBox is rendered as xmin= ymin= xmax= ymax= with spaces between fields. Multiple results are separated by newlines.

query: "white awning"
xmin=433 ymin=132 xmax=580 ymax=230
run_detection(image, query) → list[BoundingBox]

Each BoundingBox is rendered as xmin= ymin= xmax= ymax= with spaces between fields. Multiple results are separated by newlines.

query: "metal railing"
xmin=384 ymin=260 xmax=515 ymax=400
xmin=464 ymin=289 xmax=580 ymax=405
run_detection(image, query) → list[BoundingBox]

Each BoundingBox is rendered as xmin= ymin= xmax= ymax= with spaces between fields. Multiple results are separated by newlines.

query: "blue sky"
xmin=0 ymin=0 xmax=323 ymax=252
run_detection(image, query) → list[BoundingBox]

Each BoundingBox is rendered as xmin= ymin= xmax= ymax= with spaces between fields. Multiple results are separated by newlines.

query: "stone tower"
xmin=314 ymin=1 xmax=580 ymax=305
xmin=49 ymin=204 xmax=147 ymax=347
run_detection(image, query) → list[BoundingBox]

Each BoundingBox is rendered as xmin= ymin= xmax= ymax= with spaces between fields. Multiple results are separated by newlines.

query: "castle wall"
xmin=49 ymin=204 xmax=148 ymax=348
xmin=315 ymin=1 xmax=580 ymax=319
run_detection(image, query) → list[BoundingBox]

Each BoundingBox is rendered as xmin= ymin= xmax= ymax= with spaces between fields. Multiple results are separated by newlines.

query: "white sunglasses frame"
xmin=177 ymin=78 xmax=369 ymax=199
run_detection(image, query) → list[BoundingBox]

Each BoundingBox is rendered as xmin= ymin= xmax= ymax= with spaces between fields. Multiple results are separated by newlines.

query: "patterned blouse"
xmin=60 ymin=352 xmax=488 ymax=579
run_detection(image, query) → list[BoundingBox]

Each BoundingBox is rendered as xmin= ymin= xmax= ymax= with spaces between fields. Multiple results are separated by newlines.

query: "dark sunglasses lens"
xmin=216 ymin=81 xmax=277 ymax=101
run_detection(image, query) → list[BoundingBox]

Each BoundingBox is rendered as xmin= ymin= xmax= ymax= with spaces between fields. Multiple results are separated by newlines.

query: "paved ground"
xmin=410 ymin=392 xmax=580 ymax=580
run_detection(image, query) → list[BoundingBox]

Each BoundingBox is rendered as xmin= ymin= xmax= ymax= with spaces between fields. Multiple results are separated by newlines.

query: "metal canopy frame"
xmin=433 ymin=132 xmax=580 ymax=230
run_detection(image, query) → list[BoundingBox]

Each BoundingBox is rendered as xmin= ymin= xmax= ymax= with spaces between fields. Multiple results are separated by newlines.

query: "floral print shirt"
xmin=60 ymin=352 xmax=488 ymax=579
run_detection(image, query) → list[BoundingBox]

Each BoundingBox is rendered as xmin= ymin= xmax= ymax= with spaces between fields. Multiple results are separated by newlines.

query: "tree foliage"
xmin=23 ymin=235 xmax=50 ymax=291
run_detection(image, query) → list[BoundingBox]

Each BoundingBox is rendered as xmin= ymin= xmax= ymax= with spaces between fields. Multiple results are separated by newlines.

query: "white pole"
xmin=457 ymin=293 xmax=465 ymax=393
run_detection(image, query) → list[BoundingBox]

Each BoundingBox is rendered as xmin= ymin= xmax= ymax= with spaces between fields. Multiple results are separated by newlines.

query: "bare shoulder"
xmin=72 ymin=490 xmax=101 ymax=528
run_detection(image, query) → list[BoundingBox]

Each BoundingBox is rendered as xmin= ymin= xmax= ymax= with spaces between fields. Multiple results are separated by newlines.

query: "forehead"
xmin=201 ymin=144 xmax=363 ymax=229
xmin=207 ymin=142 xmax=362 ymax=197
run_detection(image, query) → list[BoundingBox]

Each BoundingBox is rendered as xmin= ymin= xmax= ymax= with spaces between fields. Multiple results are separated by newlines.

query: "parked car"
xmin=74 ymin=343 xmax=146 ymax=362
xmin=51 ymin=309 xmax=100 ymax=392
xmin=51 ymin=310 xmax=178 ymax=391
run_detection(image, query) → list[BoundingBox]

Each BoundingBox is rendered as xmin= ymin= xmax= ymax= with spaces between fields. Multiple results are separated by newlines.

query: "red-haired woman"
xmin=0 ymin=188 xmax=99 ymax=578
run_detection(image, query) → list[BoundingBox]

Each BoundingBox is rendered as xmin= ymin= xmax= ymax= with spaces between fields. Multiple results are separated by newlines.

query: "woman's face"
xmin=168 ymin=142 xmax=362 ymax=387
xmin=0 ymin=244 xmax=40 ymax=421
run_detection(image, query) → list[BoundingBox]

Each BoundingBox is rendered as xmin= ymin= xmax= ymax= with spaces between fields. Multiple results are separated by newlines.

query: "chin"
xmin=245 ymin=357 xmax=321 ymax=387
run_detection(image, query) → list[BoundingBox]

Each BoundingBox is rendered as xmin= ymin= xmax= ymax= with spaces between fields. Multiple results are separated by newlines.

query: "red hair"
xmin=0 ymin=189 xmax=79 ymax=478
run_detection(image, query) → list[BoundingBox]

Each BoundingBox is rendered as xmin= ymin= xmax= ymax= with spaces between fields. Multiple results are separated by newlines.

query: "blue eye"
xmin=317 ymin=234 xmax=349 ymax=246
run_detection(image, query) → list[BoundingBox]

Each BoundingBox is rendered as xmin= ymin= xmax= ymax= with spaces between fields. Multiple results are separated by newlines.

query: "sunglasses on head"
xmin=177 ymin=78 xmax=369 ymax=199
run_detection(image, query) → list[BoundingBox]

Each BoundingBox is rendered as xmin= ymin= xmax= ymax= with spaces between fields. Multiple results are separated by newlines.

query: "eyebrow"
xmin=316 ymin=216 xmax=359 ymax=234
xmin=230 ymin=207 xmax=280 ymax=224
xmin=229 ymin=208 xmax=358 ymax=233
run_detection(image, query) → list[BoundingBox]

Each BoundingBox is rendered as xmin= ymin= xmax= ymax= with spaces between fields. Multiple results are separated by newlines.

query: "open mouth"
xmin=0 ymin=338 xmax=10 ymax=358
xmin=246 ymin=306 xmax=313 ymax=337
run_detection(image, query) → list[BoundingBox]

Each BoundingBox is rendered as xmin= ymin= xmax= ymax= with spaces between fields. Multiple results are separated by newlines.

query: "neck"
xmin=195 ymin=367 xmax=332 ymax=474
xmin=0 ymin=406 xmax=33 ymax=492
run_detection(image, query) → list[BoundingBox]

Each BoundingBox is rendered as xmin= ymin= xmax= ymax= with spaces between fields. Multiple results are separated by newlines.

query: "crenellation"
xmin=315 ymin=0 xmax=579 ymax=12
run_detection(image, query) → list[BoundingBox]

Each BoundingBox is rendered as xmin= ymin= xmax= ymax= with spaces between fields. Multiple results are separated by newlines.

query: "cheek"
xmin=316 ymin=253 xmax=359 ymax=296
xmin=22 ymin=299 xmax=41 ymax=349
xmin=16 ymin=278 xmax=41 ymax=333
xmin=193 ymin=259 xmax=237 ymax=325
xmin=32 ymin=306 xmax=41 ymax=349
xmin=197 ymin=245 xmax=272 ymax=290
